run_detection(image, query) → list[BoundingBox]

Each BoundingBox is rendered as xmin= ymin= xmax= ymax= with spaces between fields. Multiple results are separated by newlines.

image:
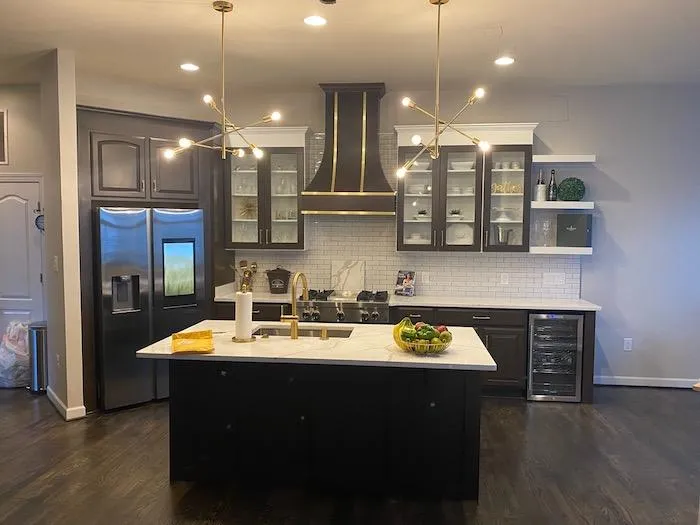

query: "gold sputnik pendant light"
xmin=164 ymin=1 xmax=282 ymax=161
xmin=396 ymin=0 xmax=489 ymax=178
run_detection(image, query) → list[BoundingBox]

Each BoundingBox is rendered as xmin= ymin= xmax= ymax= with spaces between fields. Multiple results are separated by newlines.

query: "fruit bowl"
xmin=400 ymin=339 xmax=451 ymax=355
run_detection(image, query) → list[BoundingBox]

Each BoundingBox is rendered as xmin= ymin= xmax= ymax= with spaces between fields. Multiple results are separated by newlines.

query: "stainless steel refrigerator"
xmin=96 ymin=207 xmax=206 ymax=410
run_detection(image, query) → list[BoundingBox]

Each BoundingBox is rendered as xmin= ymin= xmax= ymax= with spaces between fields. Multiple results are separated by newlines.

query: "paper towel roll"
xmin=235 ymin=291 xmax=253 ymax=341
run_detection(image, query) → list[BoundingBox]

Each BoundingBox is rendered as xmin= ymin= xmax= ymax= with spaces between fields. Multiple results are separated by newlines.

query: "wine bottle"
xmin=547 ymin=169 xmax=558 ymax=201
xmin=535 ymin=169 xmax=547 ymax=201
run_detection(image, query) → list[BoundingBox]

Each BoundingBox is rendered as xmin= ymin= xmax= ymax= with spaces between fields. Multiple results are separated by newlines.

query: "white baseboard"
xmin=47 ymin=386 xmax=87 ymax=421
xmin=594 ymin=375 xmax=698 ymax=389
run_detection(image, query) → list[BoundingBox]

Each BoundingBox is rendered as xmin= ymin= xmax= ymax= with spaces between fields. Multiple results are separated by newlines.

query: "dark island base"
xmin=170 ymin=361 xmax=483 ymax=500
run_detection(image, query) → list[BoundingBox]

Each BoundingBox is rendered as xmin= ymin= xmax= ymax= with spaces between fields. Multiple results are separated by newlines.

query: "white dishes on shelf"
xmin=450 ymin=161 xmax=474 ymax=170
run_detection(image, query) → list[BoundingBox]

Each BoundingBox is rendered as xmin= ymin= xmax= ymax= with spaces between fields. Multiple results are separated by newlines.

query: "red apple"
xmin=436 ymin=325 xmax=448 ymax=333
xmin=414 ymin=322 xmax=426 ymax=330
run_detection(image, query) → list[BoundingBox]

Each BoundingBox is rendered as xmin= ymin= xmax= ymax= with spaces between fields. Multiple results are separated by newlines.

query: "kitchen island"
xmin=137 ymin=320 xmax=496 ymax=500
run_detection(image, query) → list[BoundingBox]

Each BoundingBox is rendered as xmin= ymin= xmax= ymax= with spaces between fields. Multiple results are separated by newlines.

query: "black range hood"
xmin=300 ymin=83 xmax=396 ymax=216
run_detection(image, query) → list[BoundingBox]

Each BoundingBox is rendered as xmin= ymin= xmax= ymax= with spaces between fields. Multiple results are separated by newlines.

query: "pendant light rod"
xmin=433 ymin=1 xmax=441 ymax=158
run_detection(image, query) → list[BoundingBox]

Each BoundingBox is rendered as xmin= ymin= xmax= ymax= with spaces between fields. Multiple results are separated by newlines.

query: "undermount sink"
xmin=253 ymin=327 xmax=354 ymax=339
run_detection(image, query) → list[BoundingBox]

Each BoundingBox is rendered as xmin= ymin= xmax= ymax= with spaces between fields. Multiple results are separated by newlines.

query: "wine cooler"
xmin=527 ymin=314 xmax=584 ymax=402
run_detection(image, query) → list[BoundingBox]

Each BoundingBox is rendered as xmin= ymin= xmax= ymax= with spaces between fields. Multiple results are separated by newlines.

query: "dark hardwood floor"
xmin=0 ymin=387 xmax=698 ymax=525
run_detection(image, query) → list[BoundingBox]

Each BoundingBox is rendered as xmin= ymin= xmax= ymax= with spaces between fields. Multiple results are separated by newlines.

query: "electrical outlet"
xmin=56 ymin=353 xmax=61 ymax=367
xmin=53 ymin=255 xmax=60 ymax=273
xmin=422 ymin=271 xmax=430 ymax=284
xmin=543 ymin=272 xmax=566 ymax=286
xmin=500 ymin=273 xmax=509 ymax=285
xmin=624 ymin=338 xmax=633 ymax=352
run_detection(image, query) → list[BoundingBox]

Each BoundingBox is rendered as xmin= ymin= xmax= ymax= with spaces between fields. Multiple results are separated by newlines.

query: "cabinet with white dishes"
xmin=397 ymin=144 xmax=532 ymax=252
xmin=397 ymin=146 xmax=484 ymax=252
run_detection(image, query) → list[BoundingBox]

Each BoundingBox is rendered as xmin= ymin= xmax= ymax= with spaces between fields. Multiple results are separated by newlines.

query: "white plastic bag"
xmin=0 ymin=321 xmax=29 ymax=388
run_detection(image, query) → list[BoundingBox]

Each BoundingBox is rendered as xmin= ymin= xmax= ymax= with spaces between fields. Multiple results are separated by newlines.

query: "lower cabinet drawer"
xmin=439 ymin=308 xmax=526 ymax=327
xmin=390 ymin=307 xmax=435 ymax=325
xmin=252 ymin=303 xmax=288 ymax=321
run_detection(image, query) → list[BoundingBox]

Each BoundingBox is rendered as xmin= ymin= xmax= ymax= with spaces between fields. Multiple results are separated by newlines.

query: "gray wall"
xmin=0 ymin=84 xmax=42 ymax=173
xmin=76 ymin=77 xmax=700 ymax=385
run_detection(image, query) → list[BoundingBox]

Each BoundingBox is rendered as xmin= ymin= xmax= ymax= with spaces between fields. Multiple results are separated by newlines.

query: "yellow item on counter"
xmin=171 ymin=330 xmax=214 ymax=353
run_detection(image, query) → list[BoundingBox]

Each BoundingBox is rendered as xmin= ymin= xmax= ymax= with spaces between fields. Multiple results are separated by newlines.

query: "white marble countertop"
xmin=136 ymin=320 xmax=497 ymax=371
xmin=215 ymin=289 xmax=601 ymax=311
xmin=389 ymin=296 xmax=602 ymax=311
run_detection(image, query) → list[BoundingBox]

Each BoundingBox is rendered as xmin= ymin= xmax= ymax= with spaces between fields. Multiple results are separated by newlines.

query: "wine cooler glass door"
xmin=528 ymin=314 xmax=584 ymax=402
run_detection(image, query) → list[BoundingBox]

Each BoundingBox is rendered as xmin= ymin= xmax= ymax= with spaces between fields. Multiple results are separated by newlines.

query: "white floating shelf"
xmin=532 ymin=154 xmax=597 ymax=164
xmin=531 ymin=201 xmax=594 ymax=210
xmin=492 ymin=168 xmax=524 ymax=172
xmin=530 ymin=246 xmax=593 ymax=255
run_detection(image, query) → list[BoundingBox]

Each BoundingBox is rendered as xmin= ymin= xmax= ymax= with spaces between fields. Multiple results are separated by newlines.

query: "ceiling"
xmin=1 ymin=0 xmax=699 ymax=93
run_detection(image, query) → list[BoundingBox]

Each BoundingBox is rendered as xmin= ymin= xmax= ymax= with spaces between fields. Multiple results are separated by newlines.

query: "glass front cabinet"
xmin=225 ymin=147 xmax=304 ymax=249
xmin=397 ymin=145 xmax=531 ymax=252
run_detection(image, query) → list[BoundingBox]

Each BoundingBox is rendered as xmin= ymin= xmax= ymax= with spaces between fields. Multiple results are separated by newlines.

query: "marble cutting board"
xmin=330 ymin=260 xmax=366 ymax=294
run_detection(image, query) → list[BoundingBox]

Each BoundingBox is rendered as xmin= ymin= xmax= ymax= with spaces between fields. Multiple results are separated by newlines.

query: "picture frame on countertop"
xmin=0 ymin=110 xmax=7 ymax=165
xmin=395 ymin=270 xmax=416 ymax=296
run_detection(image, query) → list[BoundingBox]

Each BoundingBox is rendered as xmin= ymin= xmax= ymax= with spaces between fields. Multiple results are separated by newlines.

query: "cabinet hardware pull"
xmin=267 ymin=229 xmax=271 ymax=244
xmin=152 ymin=180 xmax=157 ymax=192
xmin=473 ymin=315 xmax=491 ymax=320
xmin=429 ymin=401 xmax=436 ymax=408
xmin=259 ymin=229 xmax=263 ymax=244
xmin=431 ymin=230 xmax=436 ymax=247
xmin=252 ymin=310 xmax=261 ymax=314
xmin=219 ymin=370 xmax=227 ymax=377
xmin=300 ymin=415 xmax=305 ymax=421
xmin=485 ymin=230 xmax=489 ymax=248
xmin=140 ymin=180 xmax=145 ymax=192
xmin=409 ymin=314 xmax=421 ymax=318
xmin=441 ymin=230 xmax=445 ymax=246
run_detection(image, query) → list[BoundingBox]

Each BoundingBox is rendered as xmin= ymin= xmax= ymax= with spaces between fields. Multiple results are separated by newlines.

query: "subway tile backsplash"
xmin=234 ymin=216 xmax=581 ymax=299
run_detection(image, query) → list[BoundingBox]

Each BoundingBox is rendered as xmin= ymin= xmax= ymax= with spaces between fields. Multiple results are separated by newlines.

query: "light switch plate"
xmin=422 ymin=271 xmax=431 ymax=284
xmin=543 ymin=272 xmax=565 ymax=286
xmin=53 ymin=255 xmax=60 ymax=273
xmin=500 ymin=273 xmax=509 ymax=285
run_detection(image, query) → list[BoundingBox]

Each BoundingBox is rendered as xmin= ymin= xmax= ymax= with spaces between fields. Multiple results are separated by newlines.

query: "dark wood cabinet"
xmin=170 ymin=360 xmax=483 ymax=500
xmin=90 ymin=132 xmax=148 ymax=198
xmin=397 ymin=144 xmax=532 ymax=252
xmin=225 ymin=147 xmax=304 ymax=249
xmin=88 ymin=127 xmax=204 ymax=202
xmin=149 ymin=138 xmax=199 ymax=201
xmin=213 ymin=301 xmax=289 ymax=321
xmin=476 ymin=326 xmax=527 ymax=389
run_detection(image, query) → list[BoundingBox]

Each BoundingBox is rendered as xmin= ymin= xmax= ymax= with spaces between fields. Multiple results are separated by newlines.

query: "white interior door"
xmin=0 ymin=180 xmax=43 ymax=387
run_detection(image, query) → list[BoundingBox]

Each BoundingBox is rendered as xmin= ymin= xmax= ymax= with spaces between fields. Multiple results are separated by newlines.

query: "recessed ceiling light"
xmin=494 ymin=56 xmax=515 ymax=66
xmin=180 ymin=63 xmax=200 ymax=72
xmin=304 ymin=15 xmax=327 ymax=26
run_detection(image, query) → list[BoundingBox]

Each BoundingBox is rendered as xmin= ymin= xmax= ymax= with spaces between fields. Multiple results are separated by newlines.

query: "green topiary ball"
xmin=557 ymin=177 xmax=586 ymax=201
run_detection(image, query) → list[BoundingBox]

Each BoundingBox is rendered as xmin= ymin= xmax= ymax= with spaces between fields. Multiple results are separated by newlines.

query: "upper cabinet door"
xmin=483 ymin=145 xmax=532 ymax=252
xmin=266 ymin=149 xmax=304 ymax=249
xmin=225 ymin=154 xmax=264 ymax=248
xmin=397 ymin=148 xmax=439 ymax=251
xmin=91 ymin=132 xmax=147 ymax=198
xmin=438 ymin=147 xmax=483 ymax=252
xmin=149 ymin=138 xmax=199 ymax=201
